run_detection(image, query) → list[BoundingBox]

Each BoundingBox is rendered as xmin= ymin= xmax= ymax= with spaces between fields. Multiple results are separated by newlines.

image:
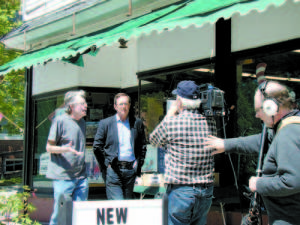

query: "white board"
xmin=72 ymin=199 xmax=167 ymax=225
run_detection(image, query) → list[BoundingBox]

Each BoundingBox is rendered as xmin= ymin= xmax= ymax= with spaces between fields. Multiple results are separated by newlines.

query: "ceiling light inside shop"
xmin=240 ymin=59 xmax=255 ymax=65
xmin=193 ymin=69 xmax=300 ymax=82
xmin=194 ymin=68 xmax=213 ymax=73
xmin=242 ymin=74 xmax=300 ymax=82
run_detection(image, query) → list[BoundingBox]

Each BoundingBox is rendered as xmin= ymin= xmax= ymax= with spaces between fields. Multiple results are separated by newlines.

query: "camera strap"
xmin=276 ymin=116 xmax=300 ymax=133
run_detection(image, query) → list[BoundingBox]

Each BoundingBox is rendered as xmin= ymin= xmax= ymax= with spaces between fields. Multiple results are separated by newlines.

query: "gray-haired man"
xmin=46 ymin=90 xmax=88 ymax=225
xmin=150 ymin=81 xmax=217 ymax=225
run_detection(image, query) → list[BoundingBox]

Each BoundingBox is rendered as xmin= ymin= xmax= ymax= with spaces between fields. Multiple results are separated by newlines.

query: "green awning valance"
xmin=0 ymin=0 xmax=291 ymax=75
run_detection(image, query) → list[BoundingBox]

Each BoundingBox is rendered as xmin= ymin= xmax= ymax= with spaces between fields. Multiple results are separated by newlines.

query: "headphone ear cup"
xmin=263 ymin=99 xmax=278 ymax=116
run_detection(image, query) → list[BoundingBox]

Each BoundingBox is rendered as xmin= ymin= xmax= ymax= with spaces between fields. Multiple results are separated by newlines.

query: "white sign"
xmin=72 ymin=199 xmax=166 ymax=225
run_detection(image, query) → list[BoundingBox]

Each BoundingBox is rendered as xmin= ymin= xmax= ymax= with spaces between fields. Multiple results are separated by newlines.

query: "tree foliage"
xmin=236 ymin=78 xmax=263 ymax=184
xmin=236 ymin=78 xmax=262 ymax=136
xmin=0 ymin=0 xmax=24 ymax=135
xmin=0 ymin=0 xmax=21 ymax=37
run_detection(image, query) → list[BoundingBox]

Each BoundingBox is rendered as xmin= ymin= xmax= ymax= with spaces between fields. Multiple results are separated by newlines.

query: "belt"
xmin=186 ymin=183 xmax=213 ymax=188
xmin=169 ymin=183 xmax=213 ymax=188
xmin=117 ymin=161 xmax=134 ymax=169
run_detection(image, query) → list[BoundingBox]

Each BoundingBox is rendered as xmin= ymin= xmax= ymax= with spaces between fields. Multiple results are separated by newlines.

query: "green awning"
xmin=0 ymin=0 xmax=292 ymax=75
xmin=0 ymin=40 xmax=79 ymax=73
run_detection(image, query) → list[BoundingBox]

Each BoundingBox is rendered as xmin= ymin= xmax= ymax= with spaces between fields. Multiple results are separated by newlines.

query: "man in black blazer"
xmin=93 ymin=93 xmax=147 ymax=200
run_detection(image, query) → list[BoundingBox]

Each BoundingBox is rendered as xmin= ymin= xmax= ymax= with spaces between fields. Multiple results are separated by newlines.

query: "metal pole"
xmin=138 ymin=79 xmax=141 ymax=118
xmin=72 ymin=12 xmax=76 ymax=36
xmin=127 ymin=0 xmax=132 ymax=16
xmin=23 ymin=67 xmax=34 ymax=188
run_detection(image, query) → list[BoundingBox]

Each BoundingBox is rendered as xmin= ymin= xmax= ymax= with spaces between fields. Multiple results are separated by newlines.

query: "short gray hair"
xmin=64 ymin=90 xmax=86 ymax=114
xmin=177 ymin=95 xmax=201 ymax=109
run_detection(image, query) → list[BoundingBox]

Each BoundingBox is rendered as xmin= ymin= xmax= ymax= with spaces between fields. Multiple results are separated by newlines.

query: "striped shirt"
xmin=149 ymin=109 xmax=217 ymax=184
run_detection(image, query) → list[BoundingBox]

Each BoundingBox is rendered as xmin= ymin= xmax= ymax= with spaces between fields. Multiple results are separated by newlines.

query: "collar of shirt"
xmin=116 ymin=114 xmax=129 ymax=123
xmin=181 ymin=108 xmax=200 ymax=114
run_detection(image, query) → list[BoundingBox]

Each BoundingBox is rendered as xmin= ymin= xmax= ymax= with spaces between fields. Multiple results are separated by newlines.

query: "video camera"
xmin=198 ymin=83 xmax=226 ymax=117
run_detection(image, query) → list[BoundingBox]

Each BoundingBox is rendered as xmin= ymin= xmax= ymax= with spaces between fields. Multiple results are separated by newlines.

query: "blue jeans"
xmin=166 ymin=184 xmax=214 ymax=225
xmin=49 ymin=178 xmax=89 ymax=225
xmin=105 ymin=165 xmax=136 ymax=200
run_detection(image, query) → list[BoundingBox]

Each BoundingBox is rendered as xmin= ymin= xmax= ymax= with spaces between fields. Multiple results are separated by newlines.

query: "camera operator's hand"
xmin=204 ymin=135 xmax=225 ymax=155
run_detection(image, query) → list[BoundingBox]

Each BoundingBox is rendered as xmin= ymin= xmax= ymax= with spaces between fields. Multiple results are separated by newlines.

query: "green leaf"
xmin=0 ymin=0 xmax=24 ymax=135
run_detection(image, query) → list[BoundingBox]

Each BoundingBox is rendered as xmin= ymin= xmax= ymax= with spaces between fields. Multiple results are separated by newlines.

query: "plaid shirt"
xmin=149 ymin=109 xmax=217 ymax=184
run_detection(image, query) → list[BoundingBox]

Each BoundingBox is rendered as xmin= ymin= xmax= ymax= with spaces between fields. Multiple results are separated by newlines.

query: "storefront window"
xmin=140 ymin=91 xmax=165 ymax=142
xmin=34 ymin=95 xmax=64 ymax=189
xmin=33 ymin=92 xmax=115 ymax=190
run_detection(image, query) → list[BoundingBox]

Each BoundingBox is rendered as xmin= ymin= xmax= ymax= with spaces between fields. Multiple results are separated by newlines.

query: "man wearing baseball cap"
xmin=150 ymin=80 xmax=217 ymax=225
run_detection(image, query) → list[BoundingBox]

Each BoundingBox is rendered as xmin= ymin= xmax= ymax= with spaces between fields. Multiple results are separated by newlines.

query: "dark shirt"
xmin=224 ymin=110 xmax=300 ymax=224
xmin=46 ymin=113 xmax=86 ymax=180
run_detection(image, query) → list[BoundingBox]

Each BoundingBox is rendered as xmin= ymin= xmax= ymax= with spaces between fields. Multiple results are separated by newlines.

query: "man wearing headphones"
xmin=205 ymin=80 xmax=300 ymax=224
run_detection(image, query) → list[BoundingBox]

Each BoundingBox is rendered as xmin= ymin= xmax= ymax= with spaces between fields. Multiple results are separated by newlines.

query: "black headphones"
xmin=259 ymin=81 xmax=280 ymax=116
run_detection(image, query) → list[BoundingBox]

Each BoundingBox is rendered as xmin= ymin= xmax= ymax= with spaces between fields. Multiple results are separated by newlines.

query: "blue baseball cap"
xmin=172 ymin=80 xmax=200 ymax=100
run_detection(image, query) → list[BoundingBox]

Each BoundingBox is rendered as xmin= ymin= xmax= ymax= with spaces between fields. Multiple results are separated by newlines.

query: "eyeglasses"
xmin=117 ymin=103 xmax=129 ymax=106
xmin=74 ymin=102 xmax=87 ymax=106
xmin=255 ymin=106 xmax=263 ymax=114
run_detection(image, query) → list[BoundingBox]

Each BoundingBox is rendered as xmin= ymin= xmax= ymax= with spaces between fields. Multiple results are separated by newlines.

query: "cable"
xmin=220 ymin=106 xmax=246 ymax=218
xmin=222 ymin=116 xmax=239 ymax=191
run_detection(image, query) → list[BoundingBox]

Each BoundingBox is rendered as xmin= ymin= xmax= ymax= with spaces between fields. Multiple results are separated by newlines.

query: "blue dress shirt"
xmin=116 ymin=114 xmax=135 ymax=162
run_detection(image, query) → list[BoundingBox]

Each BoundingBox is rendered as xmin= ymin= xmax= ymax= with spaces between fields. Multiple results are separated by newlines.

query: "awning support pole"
xmin=138 ymin=79 xmax=141 ymax=118
xmin=127 ymin=0 xmax=132 ymax=16
xmin=23 ymin=67 xmax=34 ymax=188
xmin=72 ymin=12 xmax=76 ymax=36
xmin=215 ymin=18 xmax=237 ymax=138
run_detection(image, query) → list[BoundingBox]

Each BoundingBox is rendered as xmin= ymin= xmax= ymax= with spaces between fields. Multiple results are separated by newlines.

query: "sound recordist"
xmin=205 ymin=81 xmax=300 ymax=225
